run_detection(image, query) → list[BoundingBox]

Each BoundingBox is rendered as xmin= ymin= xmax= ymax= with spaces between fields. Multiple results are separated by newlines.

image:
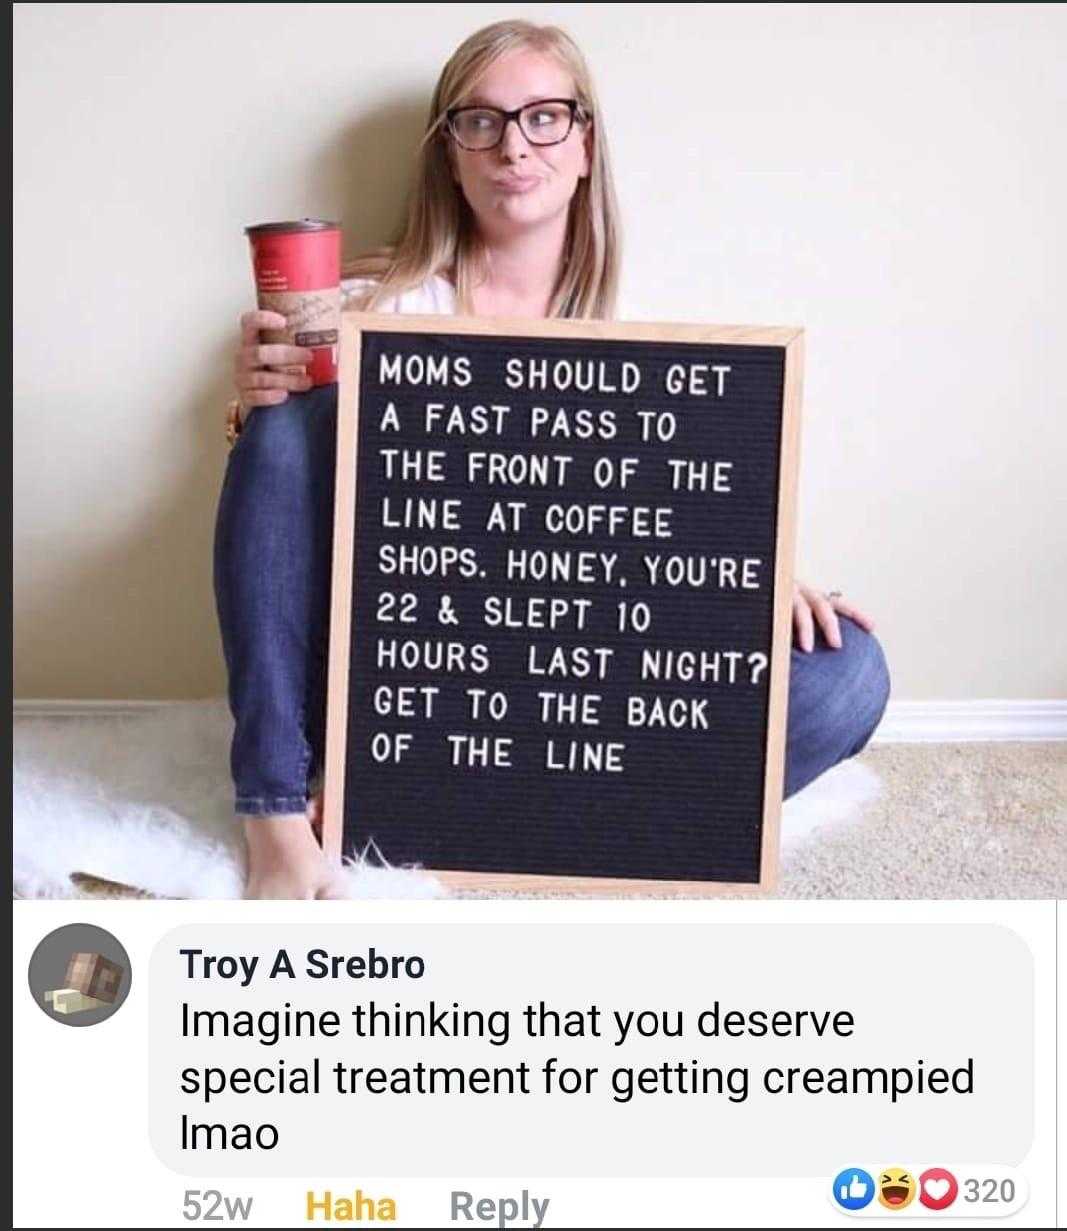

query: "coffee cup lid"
xmin=245 ymin=218 xmax=340 ymax=236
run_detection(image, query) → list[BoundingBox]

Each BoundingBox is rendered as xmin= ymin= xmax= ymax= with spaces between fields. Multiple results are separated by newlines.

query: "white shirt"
xmin=341 ymin=272 xmax=628 ymax=319
xmin=340 ymin=274 xmax=457 ymax=316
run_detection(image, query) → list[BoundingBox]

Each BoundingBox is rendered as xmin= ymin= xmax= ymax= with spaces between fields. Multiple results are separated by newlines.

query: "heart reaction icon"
xmin=918 ymin=1168 xmax=959 ymax=1211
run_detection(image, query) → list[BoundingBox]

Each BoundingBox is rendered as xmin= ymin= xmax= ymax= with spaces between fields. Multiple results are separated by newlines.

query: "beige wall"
xmin=14 ymin=3 xmax=1067 ymax=700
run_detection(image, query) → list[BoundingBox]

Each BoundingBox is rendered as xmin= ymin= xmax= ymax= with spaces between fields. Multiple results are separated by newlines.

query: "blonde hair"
xmin=342 ymin=19 xmax=621 ymax=319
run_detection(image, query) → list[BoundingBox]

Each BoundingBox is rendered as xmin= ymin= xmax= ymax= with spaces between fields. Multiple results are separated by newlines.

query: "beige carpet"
xmin=771 ymin=741 xmax=1067 ymax=900
xmin=454 ymin=742 xmax=1067 ymax=900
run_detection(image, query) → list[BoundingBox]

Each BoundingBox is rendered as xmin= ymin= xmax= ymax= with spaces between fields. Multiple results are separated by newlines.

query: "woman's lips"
xmin=493 ymin=176 xmax=540 ymax=194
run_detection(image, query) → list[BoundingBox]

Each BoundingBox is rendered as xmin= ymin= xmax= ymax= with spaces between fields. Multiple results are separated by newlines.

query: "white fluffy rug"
xmin=12 ymin=701 xmax=881 ymax=899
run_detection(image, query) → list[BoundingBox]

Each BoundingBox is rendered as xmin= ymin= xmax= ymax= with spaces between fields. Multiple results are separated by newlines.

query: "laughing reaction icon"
xmin=877 ymin=1168 xmax=916 ymax=1210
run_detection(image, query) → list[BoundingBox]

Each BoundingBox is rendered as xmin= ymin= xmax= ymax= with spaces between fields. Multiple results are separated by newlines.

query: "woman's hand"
xmin=792 ymin=579 xmax=875 ymax=652
xmin=232 ymin=309 xmax=315 ymax=423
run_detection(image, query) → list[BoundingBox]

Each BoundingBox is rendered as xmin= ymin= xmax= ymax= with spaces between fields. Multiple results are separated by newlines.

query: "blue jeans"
xmin=214 ymin=385 xmax=891 ymax=815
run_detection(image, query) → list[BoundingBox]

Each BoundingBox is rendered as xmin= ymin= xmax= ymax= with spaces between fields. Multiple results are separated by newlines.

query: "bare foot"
xmin=243 ymin=811 xmax=346 ymax=900
xmin=306 ymin=790 xmax=324 ymax=839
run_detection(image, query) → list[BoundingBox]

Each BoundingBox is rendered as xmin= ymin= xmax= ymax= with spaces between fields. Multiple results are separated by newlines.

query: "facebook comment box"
xmin=148 ymin=919 xmax=1033 ymax=1177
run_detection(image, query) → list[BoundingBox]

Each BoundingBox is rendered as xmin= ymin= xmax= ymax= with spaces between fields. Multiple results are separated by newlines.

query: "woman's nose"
xmin=498 ymin=117 xmax=529 ymax=160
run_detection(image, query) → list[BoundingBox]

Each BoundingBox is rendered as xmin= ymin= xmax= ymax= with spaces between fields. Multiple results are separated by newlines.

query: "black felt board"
xmin=333 ymin=324 xmax=792 ymax=885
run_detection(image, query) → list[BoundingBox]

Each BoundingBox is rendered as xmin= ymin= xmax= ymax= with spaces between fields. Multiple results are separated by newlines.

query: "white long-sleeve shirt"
xmin=340 ymin=273 xmax=457 ymax=315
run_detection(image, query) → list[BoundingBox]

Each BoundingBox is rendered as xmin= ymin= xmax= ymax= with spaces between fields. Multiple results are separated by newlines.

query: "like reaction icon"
xmin=833 ymin=1168 xmax=875 ymax=1211
xmin=918 ymin=1168 xmax=959 ymax=1211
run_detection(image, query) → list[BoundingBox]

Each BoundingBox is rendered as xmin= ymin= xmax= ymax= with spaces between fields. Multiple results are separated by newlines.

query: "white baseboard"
xmin=872 ymin=700 xmax=1067 ymax=743
xmin=13 ymin=697 xmax=1067 ymax=743
xmin=13 ymin=699 xmax=174 ymax=718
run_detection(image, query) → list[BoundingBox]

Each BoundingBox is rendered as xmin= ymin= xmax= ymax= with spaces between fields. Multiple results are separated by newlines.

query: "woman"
xmin=217 ymin=19 xmax=890 ymax=899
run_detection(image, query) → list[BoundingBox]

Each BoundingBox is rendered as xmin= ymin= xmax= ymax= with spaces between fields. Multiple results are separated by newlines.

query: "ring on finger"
xmin=825 ymin=590 xmax=843 ymax=600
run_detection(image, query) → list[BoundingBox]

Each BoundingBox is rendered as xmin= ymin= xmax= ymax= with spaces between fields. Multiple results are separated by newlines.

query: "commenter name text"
xmin=177 ymin=947 xmax=425 ymax=987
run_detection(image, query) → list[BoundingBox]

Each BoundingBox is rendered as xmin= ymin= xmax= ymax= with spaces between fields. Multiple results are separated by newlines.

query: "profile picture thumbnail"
xmin=28 ymin=923 xmax=131 ymax=1026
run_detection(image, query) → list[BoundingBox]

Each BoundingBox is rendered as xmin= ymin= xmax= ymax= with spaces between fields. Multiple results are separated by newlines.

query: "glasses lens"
xmin=520 ymin=102 xmax=574 ymax=144
xmin=451 ymin=109 xmax=504 ymax=149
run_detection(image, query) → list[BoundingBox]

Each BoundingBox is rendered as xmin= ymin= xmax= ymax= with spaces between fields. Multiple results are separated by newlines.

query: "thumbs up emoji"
xmin=841 ymin=1171 xmax=866 ymax=1201
xmin=832 ymin=1167 xmax=875 ymax=1211
xmin=842 ymin=1174 xmax=868 ymax=1202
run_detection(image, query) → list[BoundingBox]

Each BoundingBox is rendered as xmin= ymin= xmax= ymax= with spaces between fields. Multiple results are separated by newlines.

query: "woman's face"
xmin=448 ymin=49 xmax=591 ymax=240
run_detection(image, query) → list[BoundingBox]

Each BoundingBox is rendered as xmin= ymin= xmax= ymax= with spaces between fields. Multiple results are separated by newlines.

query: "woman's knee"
xmin=837 ymin=617 xmax=891 ymax=752
xmin=237 ymin=385 xmax=336 ymax=481
xmin=783 ymin=617 xmax=891 ymax=796
xmin=214 ymin=385 xmax=338 ymax=595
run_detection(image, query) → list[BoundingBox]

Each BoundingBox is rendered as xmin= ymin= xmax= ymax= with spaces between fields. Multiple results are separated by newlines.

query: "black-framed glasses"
xmin=444 ymin=98 xmax=587 ymax=151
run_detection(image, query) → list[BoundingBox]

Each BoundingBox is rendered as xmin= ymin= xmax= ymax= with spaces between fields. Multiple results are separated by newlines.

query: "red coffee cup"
xmin=245 ymin=219 xmax=342 ymax=386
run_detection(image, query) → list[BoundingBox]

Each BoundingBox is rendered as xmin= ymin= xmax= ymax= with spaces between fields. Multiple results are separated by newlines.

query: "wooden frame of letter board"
xmin=323 ymin=313 xmax=803 ymax=896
